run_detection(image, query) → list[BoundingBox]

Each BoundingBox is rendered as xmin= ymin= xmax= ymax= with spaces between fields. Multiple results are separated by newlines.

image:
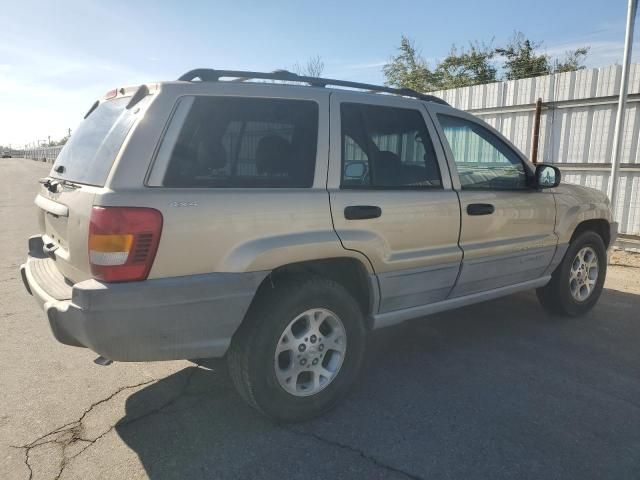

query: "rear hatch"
xmin=35 ymin=89 xmax=152 ymax=283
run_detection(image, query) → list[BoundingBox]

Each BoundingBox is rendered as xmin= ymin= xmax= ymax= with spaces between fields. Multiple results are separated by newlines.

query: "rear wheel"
xmin=536 ymin=230 xmax=607 ymax=317
xmin=227 ymin=275 xmax=367 ymax=422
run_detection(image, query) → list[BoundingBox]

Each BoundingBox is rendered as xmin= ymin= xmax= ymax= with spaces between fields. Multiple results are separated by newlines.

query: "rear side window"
xmin=340 ymin=103 xmax=441 ymax=189
xmin=51 ymin=96 xmax=149 ymax=186
xmin=163 ymin=97 xmax=318 ymax=188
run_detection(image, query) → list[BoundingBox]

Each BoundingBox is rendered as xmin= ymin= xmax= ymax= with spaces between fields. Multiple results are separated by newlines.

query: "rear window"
xmin=163 ymin=97 xmax=318 ymax=188
xmin=51 ymin=96 xmax=149 ymax=186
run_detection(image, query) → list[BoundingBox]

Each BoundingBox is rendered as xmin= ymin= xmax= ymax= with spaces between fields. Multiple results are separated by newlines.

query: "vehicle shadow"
xmin=116 ymin=288 xmax=640 ymax=480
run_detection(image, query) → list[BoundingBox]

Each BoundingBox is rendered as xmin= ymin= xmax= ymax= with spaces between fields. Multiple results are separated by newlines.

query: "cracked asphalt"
xmin=2 ymin=157 xmax=640 ymax=480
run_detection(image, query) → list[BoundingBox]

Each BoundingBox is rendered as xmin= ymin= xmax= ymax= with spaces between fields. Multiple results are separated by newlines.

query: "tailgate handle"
xmin=35 ymin=194 xmax=69 ymax=217
xmin=467 ymin=203 xmax=495 ymax=216
xmin=344 ymin=205 xmax=382 ymax=220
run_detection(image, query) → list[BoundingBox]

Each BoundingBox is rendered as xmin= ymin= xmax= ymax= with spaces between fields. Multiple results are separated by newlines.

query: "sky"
xmin=1 ymin=0 xmax=638 ymax=147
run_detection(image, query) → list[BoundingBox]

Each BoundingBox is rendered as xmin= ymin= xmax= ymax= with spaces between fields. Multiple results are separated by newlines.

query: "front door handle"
xmin=467 ymin=203 xmax=495 ymax=216
xmin=344 ymin=205 xmax=382 ymax=220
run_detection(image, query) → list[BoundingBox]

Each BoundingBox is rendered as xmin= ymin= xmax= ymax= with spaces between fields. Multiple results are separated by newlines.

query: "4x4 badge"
xmin=169 ymin=201 xmax=198 ymax=208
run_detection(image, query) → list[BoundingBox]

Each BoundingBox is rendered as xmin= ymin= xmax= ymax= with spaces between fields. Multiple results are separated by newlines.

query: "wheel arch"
xmin=570 ymin=218 xmax=612 ymax=248
xmin=555 ymin=196 xmax=613 ymax=248
xmin=245 ymin=257 xmax=379 ymax=330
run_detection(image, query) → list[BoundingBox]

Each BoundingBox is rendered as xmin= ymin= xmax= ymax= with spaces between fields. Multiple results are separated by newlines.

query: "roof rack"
xmin=177 ymin=68 xmax=450 ymax=106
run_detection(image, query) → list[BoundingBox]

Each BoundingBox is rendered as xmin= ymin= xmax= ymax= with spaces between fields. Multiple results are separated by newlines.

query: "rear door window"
xmin=51 ymin=96 xmax=149 ymax=186
xmin=340 ymin=103 xmax=441 ymax=189
xmin=163 ymin=97 xmax=318 ymax=188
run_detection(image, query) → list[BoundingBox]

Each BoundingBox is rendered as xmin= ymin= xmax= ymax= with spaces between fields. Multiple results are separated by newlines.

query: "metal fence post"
xmin=608 ymin=0 xmax=638 ymax=217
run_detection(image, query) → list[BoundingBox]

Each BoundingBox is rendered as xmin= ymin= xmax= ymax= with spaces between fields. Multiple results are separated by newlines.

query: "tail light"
xmin=88 ymin=206 xmax=163 ymax=282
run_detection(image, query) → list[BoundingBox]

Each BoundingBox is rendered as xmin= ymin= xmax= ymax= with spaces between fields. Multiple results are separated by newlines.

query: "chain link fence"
xmin=21 ymin=146 xmax=64 ymax=163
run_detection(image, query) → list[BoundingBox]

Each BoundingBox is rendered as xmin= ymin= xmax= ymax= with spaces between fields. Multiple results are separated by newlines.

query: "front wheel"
xmin=227 ymin=275 xmax=367 ymax=422
xmin=536 ymin=230 xmax=607 ymax=317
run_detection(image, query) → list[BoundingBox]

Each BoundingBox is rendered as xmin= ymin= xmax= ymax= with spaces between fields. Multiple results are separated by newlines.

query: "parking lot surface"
xmin=1 ymin=157 xmax=639 ymax=480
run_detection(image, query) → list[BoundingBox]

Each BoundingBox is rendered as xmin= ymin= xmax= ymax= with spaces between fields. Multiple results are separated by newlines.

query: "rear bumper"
xmin=20 ymin=236 xmax=268 ymax=361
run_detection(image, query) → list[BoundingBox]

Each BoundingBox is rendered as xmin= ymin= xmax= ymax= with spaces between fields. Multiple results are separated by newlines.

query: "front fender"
xmin=553 ymin=184 xmax=613 ymax=244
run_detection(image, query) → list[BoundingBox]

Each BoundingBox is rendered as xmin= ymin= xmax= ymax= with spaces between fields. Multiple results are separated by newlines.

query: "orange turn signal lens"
xmin=89 ymin=234 xmax=133 ymax=252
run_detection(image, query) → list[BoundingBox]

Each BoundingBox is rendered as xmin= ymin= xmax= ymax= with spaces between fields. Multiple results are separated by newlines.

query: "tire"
xmin=536 ymin=230 xmax=607 ymax=317
xmin=227 ymin=274 xmax=367 ymax=422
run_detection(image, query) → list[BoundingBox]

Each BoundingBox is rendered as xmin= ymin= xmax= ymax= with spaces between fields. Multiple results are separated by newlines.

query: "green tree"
xmin=383 ymin=35 xmax=439 ymax=92
xmin=384 ymin=33 xmax=590 ymax=92
xmin=495 ymin=32 xmax=550 ymax=80
xmin=553 ymin=47 xmax=590 ymax=73
xmin=434 ymin=42 xmax=497 ymax=89
xmin=495 ymin=32 xmax=589 ymax=80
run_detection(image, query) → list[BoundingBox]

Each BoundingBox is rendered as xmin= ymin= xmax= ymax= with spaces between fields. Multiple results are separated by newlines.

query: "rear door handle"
xmin=344 ymin=205 xmax=382 ymax=220
xmin=467 ymin=203 xmax=495 ymax=216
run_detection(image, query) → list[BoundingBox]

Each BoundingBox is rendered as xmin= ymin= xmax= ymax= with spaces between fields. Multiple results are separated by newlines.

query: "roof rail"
xmin=177 ymin=68 xmax=450 ymax=105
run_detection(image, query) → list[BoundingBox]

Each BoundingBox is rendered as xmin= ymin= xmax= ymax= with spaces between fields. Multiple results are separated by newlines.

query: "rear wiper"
xmin=59 ymin=179 xmax=81 ymax=190
xmin=39 ymin=177 xmax=59 ymax=193
xmin=38 ymin=177 xmax=80 ymax=193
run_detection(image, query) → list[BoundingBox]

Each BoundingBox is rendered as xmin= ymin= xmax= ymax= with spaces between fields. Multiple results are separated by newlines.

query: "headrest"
xmin=256 ymin=135 xmax=292 ymax=175
xmin=197 ymin=139 xmax=227 ymax=170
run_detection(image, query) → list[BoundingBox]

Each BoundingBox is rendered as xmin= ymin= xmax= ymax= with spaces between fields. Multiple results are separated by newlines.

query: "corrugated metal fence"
xmin=430 ymin=64 xmax=640 ymax=236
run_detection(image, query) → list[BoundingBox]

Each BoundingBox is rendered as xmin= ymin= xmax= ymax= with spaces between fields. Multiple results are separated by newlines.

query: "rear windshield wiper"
xmin=59 ymin=179 xmax=81 ymax=190
xmin=39 ymin=177 xmax=59 ymax=193
xmin=39 ymin=177 xmax=81 ymax=192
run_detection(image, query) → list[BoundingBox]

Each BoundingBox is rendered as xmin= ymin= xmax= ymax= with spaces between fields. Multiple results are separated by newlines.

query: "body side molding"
xmin=372 ymin=276 xmax=552 ymax=329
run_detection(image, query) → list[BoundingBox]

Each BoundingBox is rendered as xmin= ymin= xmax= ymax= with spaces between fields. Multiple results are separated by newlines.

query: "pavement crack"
xmin=13 ymin=377 xmax=159 ymax=480
xmin=286 ymin=428 xmax=423 ymax=480
xmin=13 ymin=366 xmax=215 ymax=479
xmin=67 ymin=367 xmax=201 ymax=462
xmin=22 ymin=446 xmax=33 ymax=480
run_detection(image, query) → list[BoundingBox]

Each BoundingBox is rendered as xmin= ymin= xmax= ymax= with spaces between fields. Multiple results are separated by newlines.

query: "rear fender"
xmin=220 ymin=230 xmax=375 ymax=274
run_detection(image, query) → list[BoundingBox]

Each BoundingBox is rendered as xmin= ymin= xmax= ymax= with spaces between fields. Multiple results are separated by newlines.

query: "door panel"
xmin=453 ymin=190 xmax=557 ymax=296
xmin=426 ymin=104 xmax=558 ymax=297
xmin=328 ymin=93 xmax=462 ymax=313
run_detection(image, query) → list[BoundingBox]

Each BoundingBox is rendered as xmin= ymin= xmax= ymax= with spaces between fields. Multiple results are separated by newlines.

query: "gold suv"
xmin=21 ymin=69 xmax=617 ymax=421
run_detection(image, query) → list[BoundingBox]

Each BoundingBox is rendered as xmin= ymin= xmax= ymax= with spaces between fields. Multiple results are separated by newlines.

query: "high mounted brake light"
xmin=104 ymin=89 xmax=118 ymax=100
xmin=88 ymin=206 xmax=163 ymax=282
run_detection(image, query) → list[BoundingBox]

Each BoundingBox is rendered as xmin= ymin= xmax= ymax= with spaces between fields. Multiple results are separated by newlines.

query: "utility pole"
xmin=530 ymin=98 xmax=543 ymax=164
xmin=608 ymin=0 xmax=638 ymax=218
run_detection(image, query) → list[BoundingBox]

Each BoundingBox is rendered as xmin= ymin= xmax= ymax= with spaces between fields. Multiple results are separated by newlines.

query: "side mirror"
xmin=344 ymin=162 xmax=367 ymax=179
xmin=535 ymin=164 xmax=561 ymax=189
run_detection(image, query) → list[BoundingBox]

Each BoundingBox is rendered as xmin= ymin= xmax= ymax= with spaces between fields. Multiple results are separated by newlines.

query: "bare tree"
xmin=293 ymin=55 xmax=325 ymax=77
